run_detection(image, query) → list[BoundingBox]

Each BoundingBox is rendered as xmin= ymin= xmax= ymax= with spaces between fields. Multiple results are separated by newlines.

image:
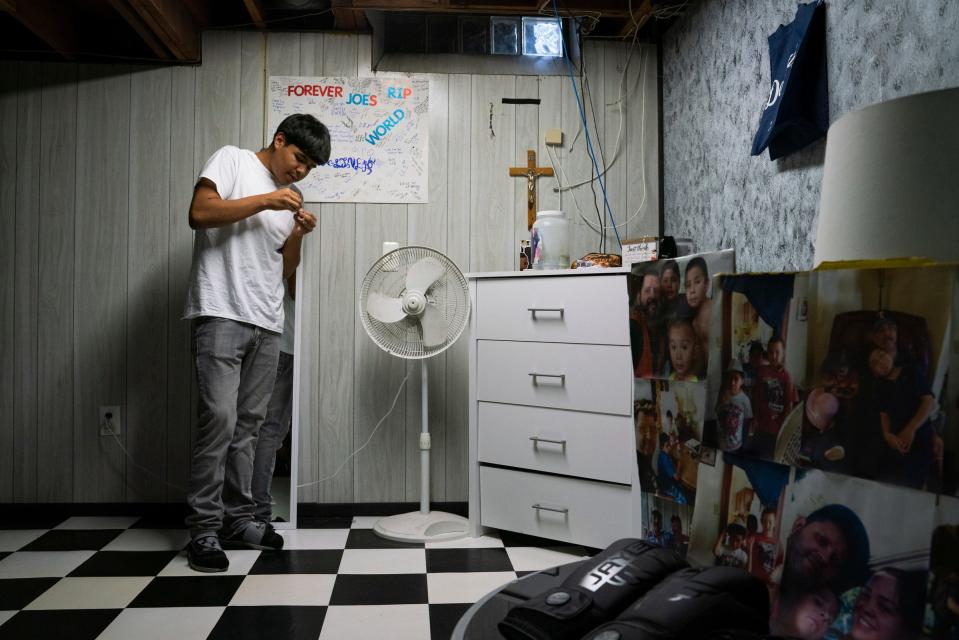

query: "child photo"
xmin=641 ymin=492 xmax=693 ymax=558
xmin=713 ymin=264 xmax=958 ymax=496
xmin=688 ymin=452 xmax=790 ymax=585
xmin=634 ymin=378 xmax=706 ymax=505
xmin=773 ymin=470 xmax=934 ymax=640
xmin=713 ymin=272 xmax=808 ymax=462
xmin=628 ymin=249 xmax=735 ymax=380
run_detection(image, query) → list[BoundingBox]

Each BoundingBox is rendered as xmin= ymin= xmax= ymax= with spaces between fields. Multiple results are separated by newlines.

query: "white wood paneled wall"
xmin=0 ymin=31 xmax=658 ymax=504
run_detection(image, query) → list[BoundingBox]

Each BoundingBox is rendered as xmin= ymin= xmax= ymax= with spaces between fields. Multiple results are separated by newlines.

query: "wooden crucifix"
xmin=509 ymin=149 xmax=554 ymax=230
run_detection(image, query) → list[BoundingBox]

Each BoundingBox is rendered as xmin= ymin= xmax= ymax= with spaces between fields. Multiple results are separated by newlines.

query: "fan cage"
xmin=360 ymin=246 xmax=471 ymax=360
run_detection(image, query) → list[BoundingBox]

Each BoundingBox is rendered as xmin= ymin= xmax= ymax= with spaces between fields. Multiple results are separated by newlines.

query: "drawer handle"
xmin=527 ymin=307 xmax=565 ymax=318
xmin=529 ymin=372 xmax=566 ymax=384
xmin=529 ymin=436 xmax=567 ymax=449
xmin=532 ymin=504 xmax=569 ymax=515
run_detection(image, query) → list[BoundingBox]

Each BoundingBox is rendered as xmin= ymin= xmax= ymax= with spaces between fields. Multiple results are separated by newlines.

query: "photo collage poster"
xmin=629 ymin=249 xmax=736 ymax=559
xmin=682 ymin=262 xmax=959 ymax=639
xmin=707 ymin=264 xmax=959 ymax=496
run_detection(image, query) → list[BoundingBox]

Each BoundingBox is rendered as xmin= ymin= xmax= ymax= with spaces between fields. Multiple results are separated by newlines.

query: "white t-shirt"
xmin=717 ymin=392 xmax=753 ymax=452
xmin=183 ymin=146 xmax=296 ymax=333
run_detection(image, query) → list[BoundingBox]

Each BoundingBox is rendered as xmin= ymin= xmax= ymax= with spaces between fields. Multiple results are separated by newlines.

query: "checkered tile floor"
xmin=0 ymin=514 xmax=592 ymax=639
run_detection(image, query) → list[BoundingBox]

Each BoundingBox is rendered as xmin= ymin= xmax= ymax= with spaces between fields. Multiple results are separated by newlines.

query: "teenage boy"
xmin=183 ymin=114 xmax=330 ymax=572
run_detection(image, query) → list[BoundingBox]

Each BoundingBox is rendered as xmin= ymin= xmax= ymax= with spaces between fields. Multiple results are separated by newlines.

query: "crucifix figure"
xmin=509 ymin=149 xmax=554 ymax=230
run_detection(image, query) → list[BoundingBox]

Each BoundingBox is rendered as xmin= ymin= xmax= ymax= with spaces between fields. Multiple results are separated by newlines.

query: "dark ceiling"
xmin=0 ymin=0 xmax=691 ymax=65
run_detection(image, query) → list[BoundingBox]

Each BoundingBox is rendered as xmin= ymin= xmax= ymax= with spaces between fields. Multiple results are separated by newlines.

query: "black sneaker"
xmin=222 ymin=521 xmax=284 ymax=551
xmin=187 ymin=535 xmax=228 ymax=573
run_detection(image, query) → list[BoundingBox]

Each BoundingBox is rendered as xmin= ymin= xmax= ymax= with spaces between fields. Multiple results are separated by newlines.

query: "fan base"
xmin=373 ymin=510 xmax=468 ymax=543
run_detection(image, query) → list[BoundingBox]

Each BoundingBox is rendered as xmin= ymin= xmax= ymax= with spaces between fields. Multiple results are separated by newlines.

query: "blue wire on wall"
xmin=551 ymin=0 xmax=624 ymax=251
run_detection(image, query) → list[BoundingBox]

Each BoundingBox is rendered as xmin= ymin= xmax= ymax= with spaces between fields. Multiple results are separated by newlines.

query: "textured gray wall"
xmin=662 ymin=0 xmax=959 ymax=272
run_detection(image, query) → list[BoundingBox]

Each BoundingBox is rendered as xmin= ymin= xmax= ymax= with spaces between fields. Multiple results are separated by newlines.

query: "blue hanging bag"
xmin=751 ymin=0 xmax=828 ymax=160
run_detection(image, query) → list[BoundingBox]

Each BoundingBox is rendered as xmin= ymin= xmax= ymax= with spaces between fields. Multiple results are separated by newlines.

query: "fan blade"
xmin=406 ymin=257 xmax=446 ymax=293
xmin=419 ymin=305 xmax=447 ymax=348
xmin=367 ymin=291 xmax=407 ymax=323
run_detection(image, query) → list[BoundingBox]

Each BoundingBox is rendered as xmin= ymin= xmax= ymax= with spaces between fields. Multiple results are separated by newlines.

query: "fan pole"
xmin=420 ymin=359 xmax=429 ymax=515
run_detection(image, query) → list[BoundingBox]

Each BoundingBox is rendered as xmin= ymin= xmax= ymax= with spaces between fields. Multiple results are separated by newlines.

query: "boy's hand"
xmin=898 ymin=428 xmax=916 ymax=453
xmin=883 ymin=431 xmax=907 ymax=454
xmin=263 ymin=187 xmax=303 ymax=211
xmin=291 ymin=209 xmax=317 ymax=237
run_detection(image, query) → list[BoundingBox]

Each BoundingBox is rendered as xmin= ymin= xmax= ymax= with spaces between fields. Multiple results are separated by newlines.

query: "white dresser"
xmin=467 ymin=268 xmax=643 ymax=549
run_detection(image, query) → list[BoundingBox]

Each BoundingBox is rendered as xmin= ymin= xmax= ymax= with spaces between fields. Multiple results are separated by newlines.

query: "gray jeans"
xmin=252 ymin=350 xmax=294 ymax=523
xmin=186 ymin=317 xmax=280 ymax=539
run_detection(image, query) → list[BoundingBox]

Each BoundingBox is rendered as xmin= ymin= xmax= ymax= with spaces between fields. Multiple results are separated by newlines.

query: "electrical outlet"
xmin=99 ymin=405 xmax=121 ymax=436
xmin=382 ymin=241 xmax=400 ymax=272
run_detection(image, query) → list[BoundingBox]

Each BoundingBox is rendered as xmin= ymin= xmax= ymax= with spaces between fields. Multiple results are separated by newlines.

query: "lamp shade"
xmin=813 ymin=87 xmax=959 ymax=266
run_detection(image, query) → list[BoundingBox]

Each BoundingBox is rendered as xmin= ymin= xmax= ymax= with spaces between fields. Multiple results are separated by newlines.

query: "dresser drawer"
xmin=475 ymin=275 xmax=629 ymax=345
xmin=480 ymin=466 xmax=632 ymax=549
xmin=476 ymin=340 xmax=631 ymax=416
xmin=478 ymin=402 xmax=633 ymax=484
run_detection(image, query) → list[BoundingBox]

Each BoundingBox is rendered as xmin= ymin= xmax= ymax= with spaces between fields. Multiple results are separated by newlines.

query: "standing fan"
xmin=359 ymin=245 xmax=471 ymax=542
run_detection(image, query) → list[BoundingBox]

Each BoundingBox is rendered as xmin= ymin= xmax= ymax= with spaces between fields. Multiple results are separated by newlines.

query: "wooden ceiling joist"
xmin=351 ymin=0 xmax=632 ymax=18
xmin=241 ymin=0 xmax=266 ymax=30
xmin=618 ymin=0 xmax=652 ymax=38
xmin=331 ymin=0 xmax=371 ymax=31
xmin=0 ymin=0 xmax=77 ymax=59
xmin=115 ymin=0 xmax=200 ymax=61
xmin=107 ymin=0 xmax=172 ymax=60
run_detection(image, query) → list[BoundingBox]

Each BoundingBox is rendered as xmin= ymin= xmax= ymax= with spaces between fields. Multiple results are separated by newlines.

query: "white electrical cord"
xmin=549 ymin=38 xmax=650 ymax=234
xmin=547 ymin=144 xmax=595 ymax=232
xmin=105 ymin=371 xmax=412 ymax=494
xmin=652 ymin=2 xmax=691 ymax=20
xmin=109 ymin=428 xmax=189 ymax=493
xmin=297 ymin=372 xmax=410 ymax=489
xmin=553 ymin=25 xmax=644 ymax=193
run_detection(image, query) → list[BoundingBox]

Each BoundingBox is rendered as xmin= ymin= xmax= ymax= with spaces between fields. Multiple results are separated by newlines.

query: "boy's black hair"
xmin=670 ymin=515 xmax=682 ymax=524
xmin=685 ymin=256 xmax=709 ymax=281
xmin=761 ymin=505 xmax=777 ymax=519
xmin=652 ymin=509 xmax=662 ymax=519
xmin=274 ymin=114 xmax=331 ymax=165
xmin=667 ymin=316 xmax=696 ymax=337
xmin=767 ymin=334 xmax=785 ymax=349
xmin=659 ymin=259 xmax=680 ymax=279
xmin=659 ymin=432 xmax=669 ymax=446
xmin=749 ymin=341 xmax=765 ymax=356
xmin=726 ymin=522 xmax=747 ymax=537
xmin=666 ymin=410 xmax=673 ymax=418
xmin=805 ymin=504 xmax=870 ymax=592
xmin=746 ymin=514 xmax=758 ymax=532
